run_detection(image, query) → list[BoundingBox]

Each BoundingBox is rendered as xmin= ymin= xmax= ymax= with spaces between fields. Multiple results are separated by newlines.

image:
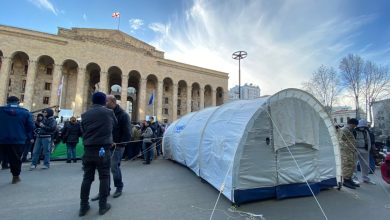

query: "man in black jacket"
xmin=30 ymin=108 xmax=57 ymax=170
xmin=62 ymin=116 xmax=82 ymax=163
xmin=79 ymin=92 xmax=117 ymax=216
xmin=105 ymin=95 xmax=131 ymax=198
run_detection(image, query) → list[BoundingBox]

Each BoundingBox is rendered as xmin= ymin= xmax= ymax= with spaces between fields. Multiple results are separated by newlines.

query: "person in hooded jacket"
xmin=0 ymin=96 xmax=34 ymax=184
xmin=141 ymin=120 xmax=154 ymax=164
xmin=30 ymin=108 xmax=57 ymax=170
xmin=62 ymin=116 xmax=82 ymax=163
xmin=355 ymin=119 xmax=376 ymax=185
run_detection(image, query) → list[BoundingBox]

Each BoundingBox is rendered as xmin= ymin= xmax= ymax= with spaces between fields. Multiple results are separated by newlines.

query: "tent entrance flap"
xmin=270 ymin=98 xmax=320 ymax=151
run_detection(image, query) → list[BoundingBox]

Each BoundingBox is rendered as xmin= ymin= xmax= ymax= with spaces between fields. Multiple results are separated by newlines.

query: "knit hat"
xmin=44 ymin=108 xmax=54 ymax=117
xmin=6 ymin=96 xmax=19 ymax=104
xmin=347 ymin=118 xmax=359 ymax=126
xmin=92 ymin=92 xmax=106 ymax=105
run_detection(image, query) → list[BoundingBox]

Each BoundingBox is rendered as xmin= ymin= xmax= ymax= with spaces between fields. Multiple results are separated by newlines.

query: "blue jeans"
xmin=66 ymin=143 xmax=77 ymax=161
xmin=31 ymin=137 xmax=51 ymax=167
xmin=111 ymin=147 xmax=124 ymax=191
xmin=142 ymin=142 xmax=154 ymax=163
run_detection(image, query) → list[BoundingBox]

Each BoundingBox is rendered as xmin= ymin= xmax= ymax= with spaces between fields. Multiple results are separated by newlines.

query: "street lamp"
xmin=232 ymin=51 xmax=247 ymax=99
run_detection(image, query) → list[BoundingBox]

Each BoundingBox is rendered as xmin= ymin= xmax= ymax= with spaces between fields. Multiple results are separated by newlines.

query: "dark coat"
xmin=36 ymin=116 xmax=57 ymax=137
xmin=0 ymin=104 xmax=34 ymax=144
xmin=112 ymin=105 xmax=131 ymax=146
xmin=150 ymin=121 xmax=162 ymax=137
xmin=81 ymin=104 xmax=117 ymax=146
xmin=62 ymin=121 xmax=82 ymax=143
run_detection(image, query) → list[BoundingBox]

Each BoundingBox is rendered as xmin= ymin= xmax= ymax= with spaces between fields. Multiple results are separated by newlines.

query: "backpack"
xmin=151 ymin=122 xmax=161 ymax=143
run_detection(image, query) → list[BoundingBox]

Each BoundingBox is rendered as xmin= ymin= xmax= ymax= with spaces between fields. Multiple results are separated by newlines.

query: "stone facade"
xmin=331 ymin=106 xmax=366 ymax=127
xmin=0 ymin=25 xmax=229 ymax=123
xmin=229 ymin=83 xmax=261 ymax=101
xmin=372 ymin=99 xmax=390 ymax=137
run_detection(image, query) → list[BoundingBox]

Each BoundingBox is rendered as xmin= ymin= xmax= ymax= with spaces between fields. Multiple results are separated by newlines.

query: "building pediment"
xmin=58 ymin=27 xmax=164 ymax=58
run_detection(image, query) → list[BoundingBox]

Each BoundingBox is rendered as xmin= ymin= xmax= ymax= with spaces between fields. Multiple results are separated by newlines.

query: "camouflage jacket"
xmin=338 ymin=127 xmax=357 ymax=153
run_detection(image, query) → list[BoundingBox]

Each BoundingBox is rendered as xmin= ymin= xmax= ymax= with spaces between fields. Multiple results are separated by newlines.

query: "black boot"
xmin=351 ymin=181 xmax=360 ymax=187
xmin=78 ymin=205 xmax=90 ymax=217
xmin=99 ymin=203 xmax=111 ymax=215
xmin=343 ymin=179 xmax=356 ymax=189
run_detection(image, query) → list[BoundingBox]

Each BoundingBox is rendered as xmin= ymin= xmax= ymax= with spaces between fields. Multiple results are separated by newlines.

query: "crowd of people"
xmin=0 ymin=93 xmax=165 ymax=216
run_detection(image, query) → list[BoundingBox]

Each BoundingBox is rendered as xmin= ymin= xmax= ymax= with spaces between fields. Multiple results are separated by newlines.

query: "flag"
xmin=112 ymin=12 xmax=120 ymax=18
xmin=148 ymin=92 xmax=154 ymax=106
xmin=57 ymin=76 xmax=64 ymax=97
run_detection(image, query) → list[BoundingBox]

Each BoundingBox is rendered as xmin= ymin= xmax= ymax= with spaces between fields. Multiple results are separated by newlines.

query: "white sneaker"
xmin=352 ymin=179 xmax=360 ymax=185
xmin=29 ymin=165 xmax=36 ymax=171
xmin=41 ymin=165 xmax=49 ymax=169
xmin=363 ymin=180 xmax=376 ymax=185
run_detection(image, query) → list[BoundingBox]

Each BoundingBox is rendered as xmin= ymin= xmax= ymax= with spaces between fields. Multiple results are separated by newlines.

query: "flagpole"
xmin=58 ymin=76 xmax=64 ymax=110
xmin=153 ymin=90 xmax=155 ymax=118
xmin=117 ymin=16 xmax=120 ymax=30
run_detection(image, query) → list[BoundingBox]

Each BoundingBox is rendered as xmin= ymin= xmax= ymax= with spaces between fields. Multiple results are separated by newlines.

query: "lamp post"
xmin=232 ymin=51 xmax=247 ymax=99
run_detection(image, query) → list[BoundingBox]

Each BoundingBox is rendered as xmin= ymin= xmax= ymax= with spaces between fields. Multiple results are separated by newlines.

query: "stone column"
xmin=49 ymin=64 xmax=63 ymax=107
xmin=212 ymin=89 xmax=216 ymax=106
xmin=187 ymin=85 xmax=192 ymax=113
xmin=138 ymin=78 xmax=147 ymax=121
xmin=200 ymin=87 xmax=205 ymax=110
xmin=100 ymin=71 xmax=108 ymax=94
xmin=172 ymin=83 xmax=178 ymax=121
xmin=74 ymin=67 xmax=86 ymax=117
xmin=157 ymin=80 xmax=163 ymax=121
xmin=120 ymin=73 xmax=129 ymax=110
xmin=0 ymin=56 xmax=11 ymax=105
xmin=23 ymin=60 xmax=38 ymax=111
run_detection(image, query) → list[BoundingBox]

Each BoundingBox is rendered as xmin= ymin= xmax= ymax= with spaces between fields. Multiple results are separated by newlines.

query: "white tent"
xmin=163 ymin=89 xmax=341 ymax=204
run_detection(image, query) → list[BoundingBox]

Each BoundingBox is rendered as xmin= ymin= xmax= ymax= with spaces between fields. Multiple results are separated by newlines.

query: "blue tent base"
xmin=233 ymin=178 xmax=337 ymax=205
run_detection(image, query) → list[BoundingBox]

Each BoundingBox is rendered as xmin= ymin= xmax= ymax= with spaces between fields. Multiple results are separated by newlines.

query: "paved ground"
xmin=1 ymin=158 xmax=390 ymax=220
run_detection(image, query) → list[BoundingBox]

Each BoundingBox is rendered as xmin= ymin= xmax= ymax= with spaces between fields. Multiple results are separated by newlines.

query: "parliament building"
xmin=0 ymin=25 xmax=228 ymax=122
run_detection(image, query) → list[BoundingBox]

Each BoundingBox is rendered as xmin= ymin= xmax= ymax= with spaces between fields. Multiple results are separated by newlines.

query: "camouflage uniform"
xmin=338 ymin=127 xmax=357 ymax=180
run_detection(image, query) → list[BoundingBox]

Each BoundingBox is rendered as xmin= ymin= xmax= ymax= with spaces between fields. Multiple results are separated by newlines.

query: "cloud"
xmin=148 ymin=0 xmax=378 ymax=98
xmin=129 ymin=19 xmax=144 ymax=31
xmin=83 ymin=13 xmax=87 ymax=21
xmin=28 ymin=0 xmax=58 ymax=15
xmin=149 ymin=22 xmax=168 ymax=34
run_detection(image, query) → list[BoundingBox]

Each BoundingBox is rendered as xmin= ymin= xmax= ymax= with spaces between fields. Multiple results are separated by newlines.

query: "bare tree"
xmin=362 ymin=61 xmax=390 ymax=122
xmin=339 ymin=54 xmax=365 ymax=119
xmin=302 ymin=65 xmax=340 ymax=113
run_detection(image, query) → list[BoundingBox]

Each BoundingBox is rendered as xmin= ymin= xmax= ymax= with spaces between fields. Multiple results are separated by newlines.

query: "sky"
xmin=1 ymin=0 xmax=390 ymax=103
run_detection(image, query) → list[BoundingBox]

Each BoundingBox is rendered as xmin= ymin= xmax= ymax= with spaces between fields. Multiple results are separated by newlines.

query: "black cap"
xmin=7 ymin=96 xmax=19 ymax=104
xmin=348 ymin=118 xmax=359 ymax=125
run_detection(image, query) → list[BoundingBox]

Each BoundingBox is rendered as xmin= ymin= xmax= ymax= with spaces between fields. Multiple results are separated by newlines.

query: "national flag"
xmin=57 ymin=76 xmax=64 ymax=97
xmin=112 ymin=12 xmax=120 ymax=18
xmin=148 ymin=92 xmax=154 ymax=106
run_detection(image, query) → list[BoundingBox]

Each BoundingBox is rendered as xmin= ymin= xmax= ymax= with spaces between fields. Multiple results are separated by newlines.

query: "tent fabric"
xmin=163 ymin=88 xmax=341 ymax=204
